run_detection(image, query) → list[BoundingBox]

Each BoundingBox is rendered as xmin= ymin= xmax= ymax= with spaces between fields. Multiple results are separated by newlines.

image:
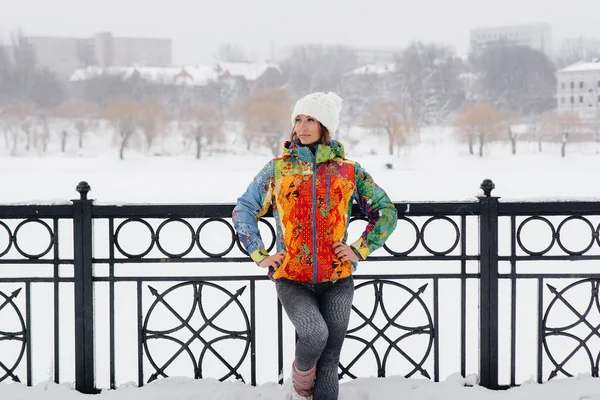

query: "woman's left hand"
xmin=332 ymin=242 xmax=360 ymax=262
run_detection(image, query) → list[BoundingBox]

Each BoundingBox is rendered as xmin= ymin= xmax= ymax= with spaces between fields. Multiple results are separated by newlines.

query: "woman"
xmin=233 ymin=92 xmax=397 ymax=400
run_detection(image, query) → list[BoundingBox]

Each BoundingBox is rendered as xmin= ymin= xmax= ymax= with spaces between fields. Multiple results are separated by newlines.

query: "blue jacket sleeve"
xmin=232 ymin=160 xmax=274 ymax=265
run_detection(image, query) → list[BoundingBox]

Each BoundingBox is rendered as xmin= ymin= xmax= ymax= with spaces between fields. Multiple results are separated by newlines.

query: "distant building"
xmin=25 ymin=32 xmax=172 ymax=80
xmin=556 ymin=60 xmax=600 ymax=119
xmin=69 ymin=61 xmax=282 ymax=88
xmin=214 ymin=61 xmax=284 ymax=90
xmin=470 ymin=23 xmax=552 ymax=56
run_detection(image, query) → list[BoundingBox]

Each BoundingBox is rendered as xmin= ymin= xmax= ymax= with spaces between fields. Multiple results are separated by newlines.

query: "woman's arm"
xmin=350 ymin=162 xmax=398 ymax=260
xmin=232 ymin=160 xmax=274 ymax=265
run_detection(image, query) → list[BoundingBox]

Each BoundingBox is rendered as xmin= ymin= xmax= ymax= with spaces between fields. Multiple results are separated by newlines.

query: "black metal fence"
xmin=1 ymin=179 xmax=600 ymax=394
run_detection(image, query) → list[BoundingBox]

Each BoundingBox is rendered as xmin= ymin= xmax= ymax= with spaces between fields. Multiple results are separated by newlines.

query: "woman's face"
xmin=293 ymin=114 xmax=322 ymax=145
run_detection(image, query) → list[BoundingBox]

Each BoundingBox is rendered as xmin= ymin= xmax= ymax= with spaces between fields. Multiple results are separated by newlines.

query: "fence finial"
xmin=480 ymin=179 xmax=495 ymax=197
xmin=76 ymin=181 xmax=91 ymax=200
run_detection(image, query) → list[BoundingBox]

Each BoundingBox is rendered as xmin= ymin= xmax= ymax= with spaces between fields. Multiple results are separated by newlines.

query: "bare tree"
xmin=30 ymin=68 xmax=66 ymax=108
xmin=1 ymin=31 xmax=65 ymax=108
xmin=52 ymin=100 xmax=96 ymax=151
xmin=471 ymin=45 xmax=556 ymax=115
xmin=522 ymin=113 xmax=555 ymax=153
xmin=180 ymin=104 xmax=224 ymax=159
xmin=105 ymin=98 xmax=142 ymax=160
xmin=340 ymin=66 xmax=397 ymax=136
xmin=238 ymin=89 xmax=291 ymax=155
xmin=363 ymin=99 xmax=417 ymax=156
xmin=75 ymin=72 xmax=156 ymax=110
xmin=282 ymin=44 xmax=358 ymax=96
xmin=52 ymin=103 xmax=72 ymax=152
xmin=9 ymin=31 xmax=36 ymax=102
xmin=22 ymin=118 xmax=32 ymax=152
xmin=554 ymin=38 xmax=600 ymax=69
xmin=137 ymin=99 xmax=165 ymax=153
xmin=74 ymin=120 xmax=88 ymax=149
xmin=204 ymin=76 xmax=244 ymax=118
xmin=393 ymin=41 xmax=466 ymax=126
xmin=0 ymin=43 xmax=13 ymax=101
xmin=36 ymin=113 xmax=51 ymax=153
xmin=540 ymin=112 xmax=582 ymax=157
xmin=453 ymin=104 xmax=503 ymax=157
xmin=0 ymin=101 xmax=34 ymax=155
xmin=214 ymin=43 xmax=248 ymax=62
xmin=592 ymin=110 xmax=600 ymax=154
xmin=502 ymin=111 xmax=523 ymax=155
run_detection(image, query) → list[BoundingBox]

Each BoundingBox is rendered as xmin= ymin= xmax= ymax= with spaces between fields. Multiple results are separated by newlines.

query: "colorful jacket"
xmin=232 ymin=140 xmax=397 ymax=284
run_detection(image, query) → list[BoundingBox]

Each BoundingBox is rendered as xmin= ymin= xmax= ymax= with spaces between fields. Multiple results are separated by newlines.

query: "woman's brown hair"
xmin=290 ymin=122 xmax=331 ymax=145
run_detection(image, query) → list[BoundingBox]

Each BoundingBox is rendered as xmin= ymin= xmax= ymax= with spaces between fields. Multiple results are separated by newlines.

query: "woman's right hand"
xmin=259 ymin=250 xmax=287 ymax=269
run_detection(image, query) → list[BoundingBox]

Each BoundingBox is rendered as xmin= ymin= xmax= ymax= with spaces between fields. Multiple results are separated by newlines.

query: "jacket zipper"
xmin=312 ymin=152 xmax=318 ymax=284
xmin=326 ymin=175 xmax=331 ymax=207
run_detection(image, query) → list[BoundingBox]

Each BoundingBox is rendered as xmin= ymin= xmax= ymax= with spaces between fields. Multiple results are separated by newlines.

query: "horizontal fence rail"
xmin=1 ymin=179 xmax=600 ymax=393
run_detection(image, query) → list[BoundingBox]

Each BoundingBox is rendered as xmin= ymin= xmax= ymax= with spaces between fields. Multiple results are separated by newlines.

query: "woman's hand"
xmin=332 ymin=242 xmax=360 ymax=262
xmin=259 ymin=250 xmax=287 ymax=269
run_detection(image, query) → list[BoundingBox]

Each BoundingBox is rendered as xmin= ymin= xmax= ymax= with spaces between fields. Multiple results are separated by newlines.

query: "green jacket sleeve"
xmin=350 ymin=162 xmax=397 ymax=259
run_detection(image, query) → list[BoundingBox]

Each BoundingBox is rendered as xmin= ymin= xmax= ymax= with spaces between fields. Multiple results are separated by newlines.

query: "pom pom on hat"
xmin=291 ymin=92 xmax=343 ymax=134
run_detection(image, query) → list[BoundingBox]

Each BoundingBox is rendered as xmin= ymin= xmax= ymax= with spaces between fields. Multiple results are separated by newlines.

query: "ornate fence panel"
xmin=497 ymin=201 xmax=600 ymax=386
xmin=1 ymin=180 xmax=600 ymax=393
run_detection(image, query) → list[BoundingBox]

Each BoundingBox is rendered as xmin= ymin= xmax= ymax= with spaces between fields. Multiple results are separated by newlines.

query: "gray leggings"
xmin=276 ymin=276 xmax=354 ymax=400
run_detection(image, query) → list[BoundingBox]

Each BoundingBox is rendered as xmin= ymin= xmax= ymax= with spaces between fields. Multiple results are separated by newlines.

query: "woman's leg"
xmin=276 ymin=279 xmax=329 ymax=395
xmin=312 ymin=276 xmax=354 ymax=400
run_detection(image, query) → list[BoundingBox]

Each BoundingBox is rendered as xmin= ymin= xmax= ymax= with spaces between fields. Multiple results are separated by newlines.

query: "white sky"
xmin=0 ymin=0 xmax=599 ymax=64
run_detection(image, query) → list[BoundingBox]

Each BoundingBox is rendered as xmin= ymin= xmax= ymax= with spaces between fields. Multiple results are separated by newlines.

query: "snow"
xmin=215 ymin=61 xmax=282 ymax=81
xmin=558 ymin=60 xmax=600 ymax=73
xmin=4 ymin=373 xmax=600 ymax=399
xmin=68 ymin=65 xmax=221 ymax=86
xmin=3 ymin=131 xmax=600 ymax=399
xmin=68 ymin=61 xmax=281 ymax=86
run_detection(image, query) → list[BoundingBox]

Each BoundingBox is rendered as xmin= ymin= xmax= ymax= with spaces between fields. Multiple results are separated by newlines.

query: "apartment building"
xmin=556 ymin=60 xmax=600 ymax=119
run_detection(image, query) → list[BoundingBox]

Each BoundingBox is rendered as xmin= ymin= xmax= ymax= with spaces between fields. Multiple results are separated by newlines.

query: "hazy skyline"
xmin=0 ymin=0 xmax=599 ymax=64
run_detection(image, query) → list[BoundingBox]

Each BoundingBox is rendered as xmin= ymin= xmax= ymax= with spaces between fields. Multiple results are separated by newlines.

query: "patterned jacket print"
xmin=232 ymin=140 xmax=397 ymax=284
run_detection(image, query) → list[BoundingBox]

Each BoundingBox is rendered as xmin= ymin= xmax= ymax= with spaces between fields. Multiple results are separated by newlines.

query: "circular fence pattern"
xmin=142 ymin=282 xmax=251 ymax=382
xmin=13 ymin=219 xmax=54 ymax=259
xmin=517 ymin=216 xmax=556 ymax=256
xmin=155 ymin=218 xmax=196 ymax=258
xmin=0 ymin=288 xmax=26 ymax=383
xmin=343 ymin=280 xmax=434 ymax=379
xmin=420 ymin=216 xmax=460 ymax=256
xmin=555 ymin=216 xmax=596 ymax=255
xmin=0 ymin=221 xmax=12 ymax=258
xmin=542 ymin=279 xmax=600 ymax=379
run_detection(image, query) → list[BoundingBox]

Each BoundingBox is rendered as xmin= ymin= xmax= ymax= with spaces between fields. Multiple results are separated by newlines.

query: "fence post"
xmin=478 ymin=179 xmax=500 ymax=390
xmin=72 ymin=181 xmax=97 ymax=394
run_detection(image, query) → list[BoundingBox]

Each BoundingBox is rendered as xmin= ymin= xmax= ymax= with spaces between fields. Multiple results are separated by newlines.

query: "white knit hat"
xmin=290 ymin=92 xmax=343 ymax=134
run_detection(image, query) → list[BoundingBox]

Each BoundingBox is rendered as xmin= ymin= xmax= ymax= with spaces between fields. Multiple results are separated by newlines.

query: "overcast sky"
xmin=0 ymin=0 xmax=599 ymax=64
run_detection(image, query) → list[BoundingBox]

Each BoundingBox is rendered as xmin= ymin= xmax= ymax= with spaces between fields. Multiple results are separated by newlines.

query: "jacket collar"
xmin=282 ymin=140 xmax=345 ymax=163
